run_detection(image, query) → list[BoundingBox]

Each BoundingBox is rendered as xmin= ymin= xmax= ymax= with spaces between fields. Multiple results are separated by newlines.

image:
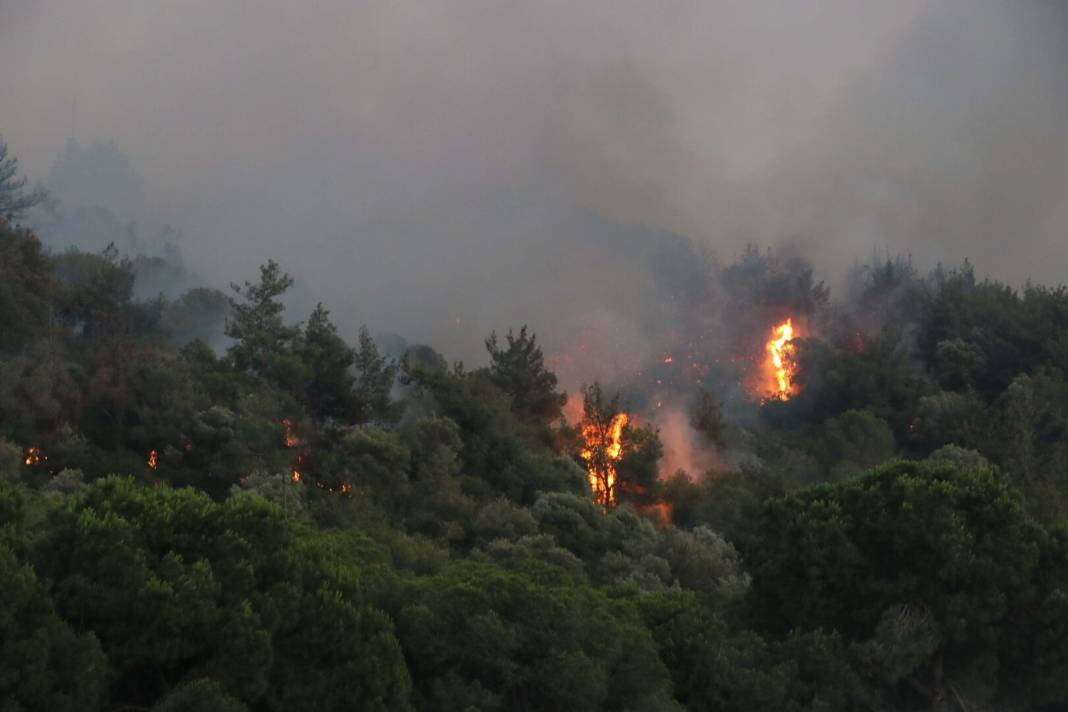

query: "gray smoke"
xmin=1 ymin=0 xmax=1066 ymax=380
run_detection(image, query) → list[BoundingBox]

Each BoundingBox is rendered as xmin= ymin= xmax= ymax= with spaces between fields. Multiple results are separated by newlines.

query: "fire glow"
xmin=282 ymin=418 xmax=299 ymax=448
xmin=581 ymin=412 xmax=628 ymax=510
xmin=764 ymin=318 xmax=799 ymax=401
xmin=147 ymin=450 xmax=159 ymax=470
xmin=24 ymin=447 xmax=44 ymax=466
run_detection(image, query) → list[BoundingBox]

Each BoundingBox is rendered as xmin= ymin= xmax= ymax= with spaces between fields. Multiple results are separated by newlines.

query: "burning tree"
xmin=578 ymin=383 xmax=629 ymax=511
xmin=764 ymin=318 xmax=800 ymax=401
xmin=743 ymin=317 xmax=803 ymax=402
xmin=575 ymin=383 xmax=666 ymax=513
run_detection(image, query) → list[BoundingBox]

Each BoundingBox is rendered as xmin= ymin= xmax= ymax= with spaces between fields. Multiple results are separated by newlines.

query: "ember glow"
xmin=282 ymin=418 xmax=298 ymax=448
xmin=24 ymin=447 xmax=44 ymax=466
xmin=581 ymin=412 xmax=629 ymax=510
xmin=147 ymin=450 xmax=159 ymax=470
xmin=291 ymin=453 xmax=304 ymax=483
xmin=638 ymin=500 xmax=673 ymax=528
xmin=764 ymin=318 xmax=799 ymax=401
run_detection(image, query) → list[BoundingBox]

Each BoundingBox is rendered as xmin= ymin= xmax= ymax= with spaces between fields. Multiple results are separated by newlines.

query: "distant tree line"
xmin=3 ymin=130 xmax=1068 ymax=710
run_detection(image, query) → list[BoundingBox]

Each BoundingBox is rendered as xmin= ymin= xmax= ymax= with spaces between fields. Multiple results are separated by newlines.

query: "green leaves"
xmin=0 ymin=544 xmax=105 ymax=711
xmin=397 ymin=560 xmax=678 ymax=711
xmin=23 ymin=477 xmax=409 ymax=711
xmin=747 ymin=459 xmax=1061 ymax=707
xmin=485 ymin=326 xmax=565 ymax=433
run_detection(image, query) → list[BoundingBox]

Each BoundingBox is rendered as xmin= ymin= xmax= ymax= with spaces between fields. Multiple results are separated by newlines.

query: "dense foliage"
xmin=3 ymin=209 xmax=1068 ymax=711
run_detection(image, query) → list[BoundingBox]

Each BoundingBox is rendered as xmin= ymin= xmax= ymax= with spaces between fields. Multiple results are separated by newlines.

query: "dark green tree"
xmin=0 ymin=136 xmax=47 ymax=221
xmin=485 ymin=326 xmax=565 ymax=432
xmin=0 ymin=220 xmax=57 ymax=354
xmin=299 ymin=303 xmax=360 ymax=424
xmin=641 ymin=590 xmax=871 ymax=712
xmin=226 ymin=260 xmax=302 ymax=385
xmin=746 ymin=460 xmax=1068 ymax=710
xmin=396 ymin=560 xmax=680 ymax=711
xmin=354 ymin=326 xmax=397 ymax=424
xmin=0 ymin=544 xmax=105 ymax=710
xmin=31 ymin=477 xmax=411 ymax=710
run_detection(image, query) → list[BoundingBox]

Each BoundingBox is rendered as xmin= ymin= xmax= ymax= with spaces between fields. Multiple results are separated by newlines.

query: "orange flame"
xmin=581 ymin=412 xmax=629 ymax=510
xmin=765 ymin=318 xmax=799 ymax=401
xmin=291 ymin=452 xmax=304 ymax=482
xmin=24 ymin=447 xmax=45 ymax=466
xmin=638 ymin=500 xmax=673 ymax=528
xmin=282 ymin=418 xmax=299 ymax=448
xmin=147 ymin=449 xmax=159 ymax=470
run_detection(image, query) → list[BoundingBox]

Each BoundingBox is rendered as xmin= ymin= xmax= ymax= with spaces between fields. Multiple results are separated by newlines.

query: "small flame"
xmin=662 ymin=355 xmax=674 ymax=364
xmin=291 ymin=452 xmax=304 ymax=482
xmin=24 ymin=447 xmax=45 ymax=466
xmin=282 ymin=418 xmax=299 ymax=448
xmin=581 ymin=412 xmax=629 ymax=510
xmin=147 ymin=450 xmax=159 ymax=470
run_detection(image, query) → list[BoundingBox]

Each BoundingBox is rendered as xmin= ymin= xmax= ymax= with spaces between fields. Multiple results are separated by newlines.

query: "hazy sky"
xmin=2 ymin=1 xmax=1067 ymax=368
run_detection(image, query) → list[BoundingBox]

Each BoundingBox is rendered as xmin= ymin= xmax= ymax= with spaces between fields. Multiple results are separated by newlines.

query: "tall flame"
xmin=765 ymin=318 xmax=799 ymax=401
xmin=581 ymin=412 xmax=629 ymax=510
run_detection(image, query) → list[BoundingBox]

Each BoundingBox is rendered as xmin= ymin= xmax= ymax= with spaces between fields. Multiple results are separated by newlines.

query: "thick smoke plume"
xmin=2 ymin=1 xmax=1067 ymax=471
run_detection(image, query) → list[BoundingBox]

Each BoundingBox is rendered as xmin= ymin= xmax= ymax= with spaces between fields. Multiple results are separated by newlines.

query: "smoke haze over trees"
xmin=3 ymin=2 xmax=1068 ymax=710
xmin=2 ymin=1 xmax=1068 ymax=369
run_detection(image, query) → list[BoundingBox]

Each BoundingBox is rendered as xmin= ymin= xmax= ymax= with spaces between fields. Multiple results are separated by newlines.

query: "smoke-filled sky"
xmin=2 ymin=1 xmax=1067 ymax=370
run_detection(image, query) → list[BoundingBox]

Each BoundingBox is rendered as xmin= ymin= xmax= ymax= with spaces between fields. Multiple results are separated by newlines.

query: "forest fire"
xmin=147 ymin=450 xmax=159 ymax=470
xmin=764 ymin=318 xmax=800 ymax=401
xmin=291 ymin=452 xmax=304 ymax=482
xmin=638 ymin=500 xmax=673 ymax=528
xmin=282 ymin=418 xmax=299 ymax=448
xmin=24 ymin=447 xmax=44 ymax=466
xmin=581 ymin=412 xmax=629 ymax=510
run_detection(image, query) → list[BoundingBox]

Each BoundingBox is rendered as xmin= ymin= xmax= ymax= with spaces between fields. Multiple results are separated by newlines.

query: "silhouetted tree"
xmin=486 ymin=326 xmax=565 ymax=430
xmin=299 ymin=303 xmax=360 ymax=424
xmin=225 ymin=260 xmax=302 ymax=385
xmin=354 ymin=326 xmax=397 ymax=424
xmin=0 ymin=136 xmax=47 ymax=221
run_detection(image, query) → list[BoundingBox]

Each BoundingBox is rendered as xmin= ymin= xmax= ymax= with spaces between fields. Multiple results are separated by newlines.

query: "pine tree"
xmin=354 ymin=326 xmax=397 ymax=423
xmin=225 ymin=260 xmax=300 ymax=383
xmin=0 ymin=136 xmax=47 ymax=221
xmin=486 ymin=326 xmax=565 ymax=428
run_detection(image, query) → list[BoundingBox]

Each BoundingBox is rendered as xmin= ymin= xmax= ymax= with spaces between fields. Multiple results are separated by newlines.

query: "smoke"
xmin=2 ymin=1 xmax=1066 ymax=402
xmin=650 ymin=401 xmax=720 ymax=480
